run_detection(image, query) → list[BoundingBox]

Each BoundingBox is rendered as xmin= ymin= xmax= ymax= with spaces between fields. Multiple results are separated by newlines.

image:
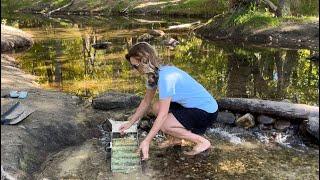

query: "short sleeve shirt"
xmin=147 ymin=65 xmax=218 ymax=113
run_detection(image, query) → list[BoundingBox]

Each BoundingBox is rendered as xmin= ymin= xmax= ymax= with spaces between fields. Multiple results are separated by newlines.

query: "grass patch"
xmin=156 ymin=0 xmax=228 ymax=17
xmin=221 ymin=5 xmax=318 ymax=30
xmin=281 ymin=16 xmax=319 ymax=23
xmin=223 ymin=9 xmax=280 ymax=29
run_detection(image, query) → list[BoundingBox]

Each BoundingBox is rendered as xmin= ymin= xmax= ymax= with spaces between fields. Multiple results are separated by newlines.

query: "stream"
xmin=1 ymin=13 xmax=319 ymax=179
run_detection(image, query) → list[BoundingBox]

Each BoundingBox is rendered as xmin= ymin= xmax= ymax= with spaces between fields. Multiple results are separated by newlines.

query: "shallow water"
xmin=2 ymin=13 xmax=319 ymax=106
xmin=1 ymin=13 xmax=319 ymax=179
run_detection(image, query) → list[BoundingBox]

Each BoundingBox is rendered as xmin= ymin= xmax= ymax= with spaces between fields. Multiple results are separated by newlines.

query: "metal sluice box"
xmin=106 ymin=119 xmax=142 ymax=173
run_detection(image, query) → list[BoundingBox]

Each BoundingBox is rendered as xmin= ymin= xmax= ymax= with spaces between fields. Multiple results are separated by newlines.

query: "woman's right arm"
xmin=129 ymin=88 xmax=156 ymax=124
xmin=119 ymin=88 xmax=156 ymax=134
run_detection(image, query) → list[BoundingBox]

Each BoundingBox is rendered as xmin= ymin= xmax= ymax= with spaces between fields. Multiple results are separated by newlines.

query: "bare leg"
xmin=151 ymin=102 xmax=182 ymax=148
xmin=161 ymin=113 xmax=211 ymax=155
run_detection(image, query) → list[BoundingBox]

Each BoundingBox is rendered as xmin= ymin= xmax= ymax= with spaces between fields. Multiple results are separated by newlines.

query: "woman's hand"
xmin=118 ymin=121 xmax=132 ymax=135
xmin=137 ymin=139 xmax=150 ymax=160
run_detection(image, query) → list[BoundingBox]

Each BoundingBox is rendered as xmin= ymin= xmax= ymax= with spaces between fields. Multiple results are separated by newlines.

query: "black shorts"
xmin=169 ymin=102 xmax=218 ymax=135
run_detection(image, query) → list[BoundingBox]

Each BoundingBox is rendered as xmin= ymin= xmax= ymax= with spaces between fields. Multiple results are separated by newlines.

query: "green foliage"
xmin=224 ymin=7 xmax=280 ymax=29
xmin=161 ymin=0 xmax=228 ymax=17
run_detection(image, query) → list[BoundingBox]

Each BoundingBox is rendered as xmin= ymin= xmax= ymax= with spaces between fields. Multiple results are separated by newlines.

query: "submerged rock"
xmin=274 ymin=120 xmax=291 ymax=130
xmin=162 ymin=37 xmax=179 ymax=47
xmin=216 ymin=112 xmax=236 ymax=125
xmin=91 ymin=41 xmax=111 ymax=50
xmin=148 ymin=29 xmax=165 ymax=37
xmin=137 ymin=33 xmax=154 ymax=42
xmin=92 ymin=92 xmax=142 ymax=111
xmin=236 ymin=113 xmax=255 ymax=129
xmin=257 ymin=115 xmax=275 ymax=125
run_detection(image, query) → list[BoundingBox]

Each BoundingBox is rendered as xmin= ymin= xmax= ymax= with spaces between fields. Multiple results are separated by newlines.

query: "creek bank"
xmin=1 ymin=24 xmax=33 ymax=53
xmin=15 ymin=0 xmax=225 ymax=18
xmin=195 ymin=13 xmax=319 ymax=51
xmin=0 ymin=26 xmax=109 ymax=179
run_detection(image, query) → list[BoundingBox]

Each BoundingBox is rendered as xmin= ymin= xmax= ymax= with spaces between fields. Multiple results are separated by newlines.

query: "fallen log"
xmin=217 ymin=98 xmax=319 ymax=120
xmin=46 ymin=0 xmax=74 ymax=16
xmin=166 ymin=21 xmax=201 ymax=31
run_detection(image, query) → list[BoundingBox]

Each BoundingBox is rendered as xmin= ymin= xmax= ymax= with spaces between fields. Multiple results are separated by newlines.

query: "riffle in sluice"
xmin=107 ymin=119 xmax=142 ymax=173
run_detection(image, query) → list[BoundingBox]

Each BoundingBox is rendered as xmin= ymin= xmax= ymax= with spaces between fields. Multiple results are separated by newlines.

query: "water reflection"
xmin=5 ymin=14 xmax=318 ymax=105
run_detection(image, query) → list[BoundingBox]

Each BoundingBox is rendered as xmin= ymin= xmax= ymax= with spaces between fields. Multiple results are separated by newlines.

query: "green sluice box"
xmin=111 ymin=145 xmax=137 ymax=151
xmin=112 ymin=151 xmax=139 ymax=158
xmin=111 ymin=157 xmax=140 ymax=165
xmin=111 ymin=136 xmax=141 ymax=173
xmin=111 ymin=164 xmax=141 ymax=173
xmin=112 ymin=139 xmax=138 ymax=146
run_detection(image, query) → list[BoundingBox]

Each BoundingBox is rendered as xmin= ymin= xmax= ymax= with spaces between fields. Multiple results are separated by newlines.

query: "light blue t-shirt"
xmin=147 ymin=65 xmax=218 ymax=113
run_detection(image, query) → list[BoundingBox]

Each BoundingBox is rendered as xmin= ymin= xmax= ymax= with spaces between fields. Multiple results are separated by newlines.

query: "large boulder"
xmin=1 ymin=25 xmax=33 ymax=53
xmin=92 ymin=92 xmax=142 ymax=111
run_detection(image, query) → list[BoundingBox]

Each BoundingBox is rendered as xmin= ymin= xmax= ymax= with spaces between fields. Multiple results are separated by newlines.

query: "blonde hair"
xmin=125 ymin=42 xmax=161 ymax=72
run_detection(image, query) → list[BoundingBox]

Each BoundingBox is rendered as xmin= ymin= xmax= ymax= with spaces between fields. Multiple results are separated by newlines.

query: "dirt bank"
xmin=196 ymin=14 xmax=319 ymax=51
xmin=0 ymin=27 xmax=110 ymax=179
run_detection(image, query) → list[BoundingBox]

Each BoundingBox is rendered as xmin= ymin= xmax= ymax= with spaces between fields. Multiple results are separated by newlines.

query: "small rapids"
xmin=207 ymin=127 xmax=244 ymax=145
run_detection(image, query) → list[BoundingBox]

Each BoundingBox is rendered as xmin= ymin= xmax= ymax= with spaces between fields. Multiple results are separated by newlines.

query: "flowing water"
xmin=1 ymin=13 xmax=319 ymax=179
xmin=2 ymin=13 xmax=319 ymax=106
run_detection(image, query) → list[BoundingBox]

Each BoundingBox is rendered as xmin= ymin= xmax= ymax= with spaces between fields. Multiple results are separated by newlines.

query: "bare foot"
xmin=183 ymin=139 xmax=211 ymax=156
xmin=158 ymin=139 xmax=182 ymax=149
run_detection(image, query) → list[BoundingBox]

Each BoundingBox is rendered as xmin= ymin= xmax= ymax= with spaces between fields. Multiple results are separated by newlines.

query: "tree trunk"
xmin=276 ymin=0 xmax=291 ymax=17
xmin=217 ymin=98 xmax=319 ymax=119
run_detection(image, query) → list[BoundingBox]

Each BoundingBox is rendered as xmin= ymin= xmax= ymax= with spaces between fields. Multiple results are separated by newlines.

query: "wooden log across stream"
xmin=217 ymin=98 xmax=319 ymax=120
xmin=217 ymin=98 xmax=319 ymax=140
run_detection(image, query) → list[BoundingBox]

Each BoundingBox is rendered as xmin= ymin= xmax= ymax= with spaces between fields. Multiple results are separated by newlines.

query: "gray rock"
xmin=274 ymin=120 xmax=291 ymax=130
xmin=236 ymin=113 xmax=255 ymax=129
xmin=216 ymin=112 xmax=236 ymax=124
xmin=257 ymin=115 xmax=275 ymax=125
xmin=92 ymin=92 xmax=142 ymax=111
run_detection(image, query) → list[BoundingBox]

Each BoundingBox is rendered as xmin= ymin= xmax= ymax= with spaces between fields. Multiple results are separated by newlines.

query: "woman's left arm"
xmin=138 ymin=97 xmax=171 ymax=160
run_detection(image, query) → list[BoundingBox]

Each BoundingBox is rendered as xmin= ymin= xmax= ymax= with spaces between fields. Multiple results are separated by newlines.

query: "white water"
xmin=207 ymin=127 xmax=244 ymax=145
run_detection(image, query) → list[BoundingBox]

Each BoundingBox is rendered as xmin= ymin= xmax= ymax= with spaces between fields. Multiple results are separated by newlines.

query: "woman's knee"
xmin=160 ymin=113 xmax=184 ymax=133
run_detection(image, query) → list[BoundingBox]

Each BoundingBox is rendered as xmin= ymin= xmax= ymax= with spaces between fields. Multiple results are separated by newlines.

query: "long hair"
xmin=125 ymin=42 xmax=161 ymax=88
